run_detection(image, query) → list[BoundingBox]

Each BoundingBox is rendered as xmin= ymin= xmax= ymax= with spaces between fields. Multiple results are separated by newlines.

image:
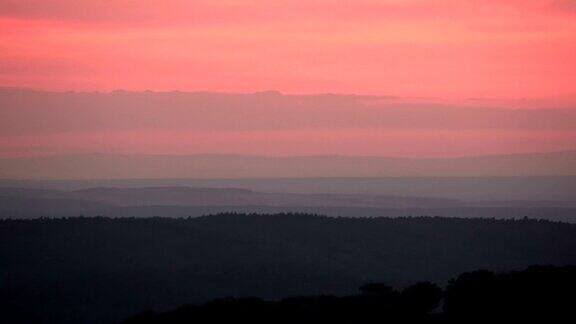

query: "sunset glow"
xmin=1 ymin=1 xmax=575 ymax=158
xmin=2 ymin=0 xmax=576 ymax=98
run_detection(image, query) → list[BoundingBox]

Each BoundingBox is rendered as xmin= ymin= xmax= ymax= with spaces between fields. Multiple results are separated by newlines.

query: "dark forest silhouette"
xmin=123 ymin=266 xmax=575 ymax=324
xmin=1 ymin=214 xmax=575 ymax=323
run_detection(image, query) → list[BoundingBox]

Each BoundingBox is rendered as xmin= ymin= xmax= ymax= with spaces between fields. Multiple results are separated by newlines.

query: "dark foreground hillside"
xmin=1 ymin=214 xmax=576 ymax=323
xmin=123 ymin=266 xmax=576 ymax=324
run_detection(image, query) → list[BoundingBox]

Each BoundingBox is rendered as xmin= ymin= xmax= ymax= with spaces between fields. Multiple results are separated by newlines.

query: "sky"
xmin=0 ymin=1 xmax=575 ymax=158
xmin=1 ymin=0 xmax=576 ymax=98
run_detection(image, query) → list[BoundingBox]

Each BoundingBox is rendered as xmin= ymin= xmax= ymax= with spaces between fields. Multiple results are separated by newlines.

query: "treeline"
xmin=124 ymin=266 xmax=576 ymax=323
xmin=1 ymin=214 xmax=576 ymax=323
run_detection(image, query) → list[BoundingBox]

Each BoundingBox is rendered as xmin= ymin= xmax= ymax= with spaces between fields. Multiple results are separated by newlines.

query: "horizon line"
xmin=1 ymin=149 xmax=574 ymax=161
xmin=3 ymin=86 xmax=576 ymax=103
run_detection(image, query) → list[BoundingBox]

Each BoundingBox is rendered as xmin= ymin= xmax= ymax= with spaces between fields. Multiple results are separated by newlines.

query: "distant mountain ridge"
xmin=0 ymin=151 xmax=575 ymax=179
xmin=1 ymin=186 xmax=576 ymax=222
xmin=0 ymin=186 xmax=463 ymax=208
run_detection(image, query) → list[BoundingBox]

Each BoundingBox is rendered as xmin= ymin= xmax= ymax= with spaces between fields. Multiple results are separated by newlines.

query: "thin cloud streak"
xmin=0 ymin=90 xmax=575 ymax=158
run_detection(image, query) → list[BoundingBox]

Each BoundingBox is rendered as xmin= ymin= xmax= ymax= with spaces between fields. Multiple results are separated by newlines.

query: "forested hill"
xmin=122 ymin=266 xmax=576 ymax=324
xmin=1 ymin=214 xmax=576 ymax=323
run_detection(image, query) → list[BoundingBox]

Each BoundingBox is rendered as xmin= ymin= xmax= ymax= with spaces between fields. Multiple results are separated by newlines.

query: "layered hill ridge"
xmin=1 ymin=151 xmax=575 ymax=179
xmin=1 ymin=186 xmax=575 ymax=222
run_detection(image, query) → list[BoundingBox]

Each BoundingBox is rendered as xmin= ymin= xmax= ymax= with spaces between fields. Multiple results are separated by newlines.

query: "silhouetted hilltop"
xmin=1 ymin=214 xmax=575 ymax=323
xmin=122 ymin=265 xmax=576 ymax=324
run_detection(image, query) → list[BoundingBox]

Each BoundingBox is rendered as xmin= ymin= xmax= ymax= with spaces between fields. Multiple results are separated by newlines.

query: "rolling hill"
xmin=2 ymin=215 xmax=576 ymax=323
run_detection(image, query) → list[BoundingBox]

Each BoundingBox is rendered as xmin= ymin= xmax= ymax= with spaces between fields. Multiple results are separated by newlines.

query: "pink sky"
xmin=0 ymin=90 xmax=575 ymax=158
xmin=0 ymin=1 xmax=575 ymax=158
xmin=1 ymin=0 xmax=576 ymax=98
